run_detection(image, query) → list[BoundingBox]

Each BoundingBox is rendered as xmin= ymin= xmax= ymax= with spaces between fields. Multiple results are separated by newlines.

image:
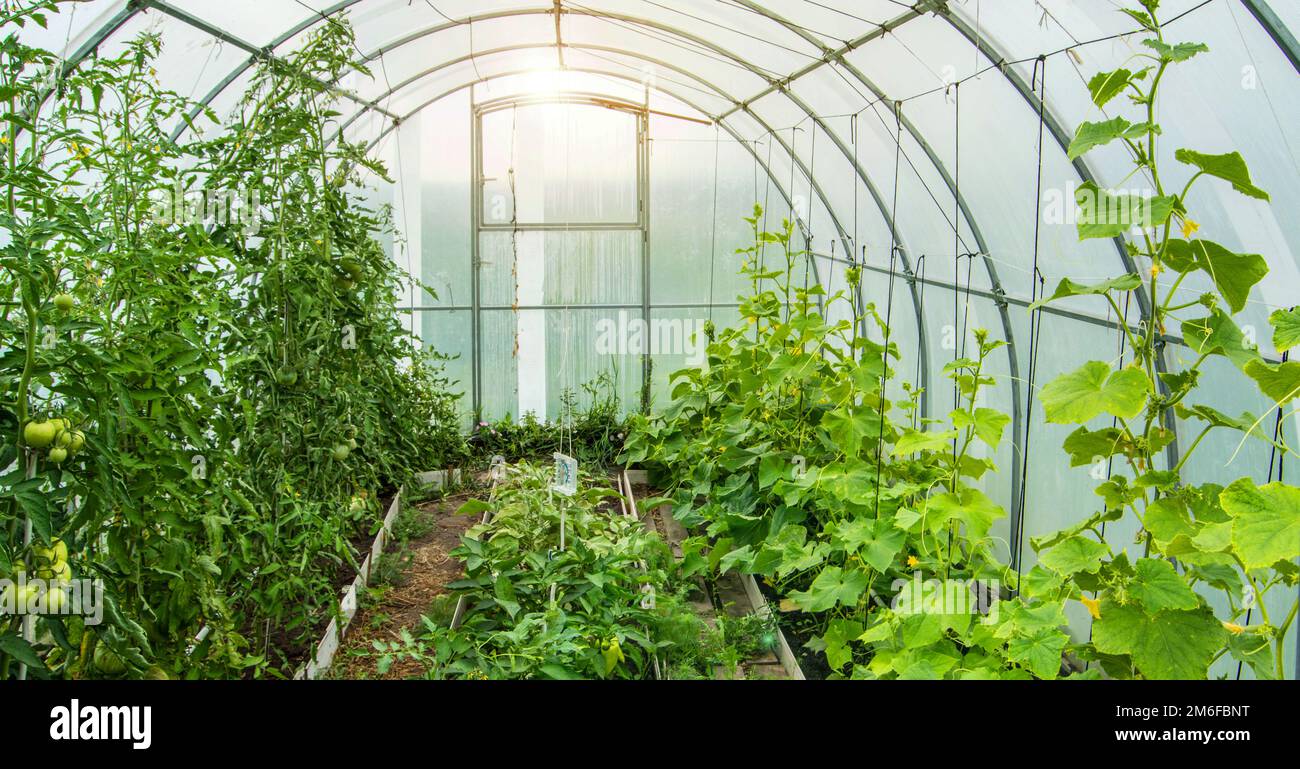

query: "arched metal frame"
xmin=59 ymin=2 xmax=1298 ymax=670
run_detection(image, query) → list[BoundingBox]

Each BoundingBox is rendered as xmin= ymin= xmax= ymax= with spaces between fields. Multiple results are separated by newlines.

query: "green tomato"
xmin=340 ymin=258 xmax=363 ymax=279
xmin=23 ymin=421 xmax=56 ymax=449
xmin=331 ymin=444 xmax=351 ymax=461
xmin=2 ymin=582 xmax=41 ymax=612
xmin=347 ymin=437 xmax=358 ymax=450
xmin=68 ymin=431 xmax=86 ymax=453
xmin=47 ymin=447 xmax=68 ymax=464
xmin=53 ymin=293 xmax=75 ymax=312
xmin=33 ymin=538 xmax=68 ymax=565
xmin=275 ymin=369 xmax=299 ymax=387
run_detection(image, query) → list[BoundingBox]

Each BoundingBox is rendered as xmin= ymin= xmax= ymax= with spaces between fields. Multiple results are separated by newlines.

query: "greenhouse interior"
xmin=1 ymin=0 xmax=1298 ymax=687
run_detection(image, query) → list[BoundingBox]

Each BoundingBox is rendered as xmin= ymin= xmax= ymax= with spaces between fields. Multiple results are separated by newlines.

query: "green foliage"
xmin=630 ymin=2 xmax=1298 ymax=681
xmin=624 ymin=208 xmax=1075 ymax=679
xmin=0 ymin=9 xmax=463 ymax=679
xmin=375 ymin=462 xmax=697 ymax=679
xmin=1028 ymin=2 xmax=1298 ymax=680
xmin=470 ymin=374 xmax=627 ymax=468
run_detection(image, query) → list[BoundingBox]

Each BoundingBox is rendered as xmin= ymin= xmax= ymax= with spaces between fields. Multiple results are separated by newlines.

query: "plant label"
xmin=551 ymin=452 xmax=578 ymax=497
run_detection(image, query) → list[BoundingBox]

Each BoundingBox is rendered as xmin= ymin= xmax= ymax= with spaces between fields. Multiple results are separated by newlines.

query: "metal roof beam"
xmin=714 ymin=0 xmax=942 ymax=121
xmin=136 ymin=0 xmax=399 ymax=121
xmin=1241 ymin=0 xmax=1300 ymax=74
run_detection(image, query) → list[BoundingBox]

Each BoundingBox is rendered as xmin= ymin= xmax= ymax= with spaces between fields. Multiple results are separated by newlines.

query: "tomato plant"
xmin=382 ymin=462 xmax=700 ymax=680
xmin=0 ymin=8 xmax=464 ymax=679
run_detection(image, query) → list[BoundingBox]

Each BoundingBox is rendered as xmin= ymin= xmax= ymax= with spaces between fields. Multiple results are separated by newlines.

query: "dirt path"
xmin=334 ymin=489 xmax=476 ymax=679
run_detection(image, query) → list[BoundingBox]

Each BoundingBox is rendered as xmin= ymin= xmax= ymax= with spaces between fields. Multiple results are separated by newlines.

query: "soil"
xmin=755 ymin=578 xmax=832 ymax=680
xmin=332 ymin=488 xmax=478 ymax=679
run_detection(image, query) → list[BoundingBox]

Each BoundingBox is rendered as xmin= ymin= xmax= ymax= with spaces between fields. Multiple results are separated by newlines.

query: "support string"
xmin=708 ymin=123 xmax=720 ymax=323
xmin=1237 ymin=344 xmax=1291 ymax=679
xmin=1013 ymin=56 xmax=1049 ymax=588
xmin=873 ymin=100 xmax=904 ymax=518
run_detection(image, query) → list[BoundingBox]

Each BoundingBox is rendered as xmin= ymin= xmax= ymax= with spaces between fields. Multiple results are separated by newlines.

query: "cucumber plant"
xmin=1022 ymin=0 xmax=1297 ymax=680
xmin=623 ymin=210 xmax=1068 ymax=678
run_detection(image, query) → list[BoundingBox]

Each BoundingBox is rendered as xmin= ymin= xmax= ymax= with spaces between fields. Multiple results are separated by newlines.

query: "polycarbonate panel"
xmin=475 ymin=67 xmax=713 ymax=118
xmin=739 ymin=0 xmax=903 ymax=46
xmin=479 ymin=309 xmax=642 ymax=421
xmin=162 ymin=0 xmax=327 ymax=48
xmin=14 ymin=0 xmax=119 ymax=57
xmin=560 ymin=48 xmax=732 ymax=115
xmin=416 ymin=309 xmax=474 ymax=421
xmin=478 ymin=230 xmax=642 ymax=309
xmin=377 ymin=48 xmax=559 ymax=119
xmin=561 ymin=12 xmax=769 ymax=99
xmin=417 ymin=95 xmax=473 ymax=309
xmin=480 ymin=103 xmax=639 ymax=225
xmin=347 ymin=20 xmax=553 ymax=106
xmin=566 ymin=1 xmax=815 ymax=80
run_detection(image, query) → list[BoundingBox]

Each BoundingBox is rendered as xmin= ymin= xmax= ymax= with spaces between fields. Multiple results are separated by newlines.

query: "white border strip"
xmin=296 ymin=469 xmax=460 ymax=680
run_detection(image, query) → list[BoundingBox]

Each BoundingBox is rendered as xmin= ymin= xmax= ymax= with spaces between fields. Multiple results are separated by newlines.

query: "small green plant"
xmin=384 ymin=462 xmax=700 ymax=679
xmin=471 ymin=374 xmax=627 ymax=468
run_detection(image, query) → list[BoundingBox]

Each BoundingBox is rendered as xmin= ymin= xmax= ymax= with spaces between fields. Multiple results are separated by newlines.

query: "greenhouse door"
xmin=472 ymin=96 xmax=649 ymax=421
